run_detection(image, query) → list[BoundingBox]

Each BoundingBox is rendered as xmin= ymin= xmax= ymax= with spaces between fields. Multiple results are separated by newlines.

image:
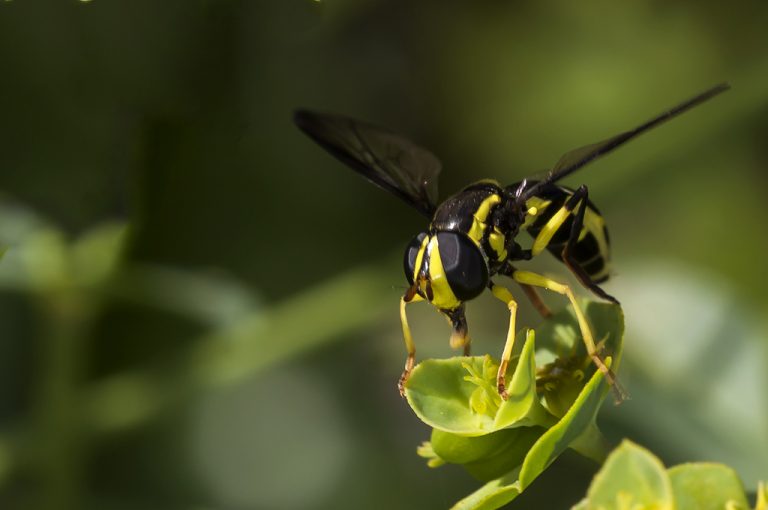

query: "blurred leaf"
xmin=669 ymin=463 xmax=749 ymax=510
xmin=80 ymin=261 xmax=395 ymax=435
xmin=70 ymin=222 xmax=127 ymax=288
xmin=757 ymin=482 xmax=768 ymax=510
xmin=574 ymin=440 xmax=762 ymax=510
xmin=0 ymin=202 xmax=127 ymax=293
xmin=605 ymin=261 xmax=768 ymax=485
xmin=584 ymin=441 xmax=672 ymax=510
xmin=571 ymin=499 xmax=588 ymax=510
xmin=110 ymin=264 xmax=259 ymax=327
xmin=450 ymin=470 xmax=521 ymax=510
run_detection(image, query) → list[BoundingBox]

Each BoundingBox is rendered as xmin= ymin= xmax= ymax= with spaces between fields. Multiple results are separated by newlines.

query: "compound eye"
xmin=403 ymin=232 xmax=428 ymax=285
xmin=436 ymin=232 xmax=488 ymax=301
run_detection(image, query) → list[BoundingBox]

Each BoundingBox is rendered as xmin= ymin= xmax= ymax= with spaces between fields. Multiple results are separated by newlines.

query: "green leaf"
xmin=493 ymin=330 xmax=554 ymax=430
xmin=462 ymin=427 xmax=546 ymax=482
xmin=574 ymin=441 xmax=764 ymax=510
xmin=405 ymin=330 xmax=554 ymax=436
xmin=431 ymin=428 xmax=525 ymax=466
xmin=405 ymin=355 xmax=500 ymax=435
xmin=71 ymin=222 xmax=127 ymax=287
xmin=450 ymin=470 xmax=522 ymax=510
xmin=430 ymin=426 xmax=546 ymax=481
xmin=571 ymin=499 xmax=589 ymax=510
xmin=519 ymin=360 xmax=612 ymax=489
xmin=668 ymin=463 xmax=749 ymax=510
xmin=406 ymin=302 xmax=624 ymax=509
xmin=583 ymin=440 xmax=673 ymax=510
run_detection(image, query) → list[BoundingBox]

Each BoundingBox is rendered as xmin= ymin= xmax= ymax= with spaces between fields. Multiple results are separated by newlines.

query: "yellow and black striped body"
xmin=406 ymin=179 xmax=612 ymax=313
xmin=519 ymin=181 xmax=611 ymax=283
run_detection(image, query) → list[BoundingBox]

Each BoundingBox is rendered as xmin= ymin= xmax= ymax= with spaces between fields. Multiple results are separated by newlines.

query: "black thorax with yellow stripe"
xmin=406 ymin=179 xmax=611 ymax=313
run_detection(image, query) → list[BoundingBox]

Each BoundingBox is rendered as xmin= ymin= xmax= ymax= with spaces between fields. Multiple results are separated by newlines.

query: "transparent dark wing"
xmin=522 ymin=83 xmax=730 ymax=199
xmin=294 ymin=109 xmax=441 ymax=217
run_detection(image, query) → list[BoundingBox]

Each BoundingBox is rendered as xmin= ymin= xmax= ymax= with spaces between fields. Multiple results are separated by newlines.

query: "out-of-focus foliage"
xmin=572 ymin=440 xmax=765 ymax=510
xmin=0 ymin=1 xmax=767 ymax=509
xmin=603 ymin=262 xmax=768 ymax=484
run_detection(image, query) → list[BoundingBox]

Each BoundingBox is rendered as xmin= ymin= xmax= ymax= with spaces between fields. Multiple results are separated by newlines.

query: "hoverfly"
xmin=294 ymin=83 xmax=729 ymax=402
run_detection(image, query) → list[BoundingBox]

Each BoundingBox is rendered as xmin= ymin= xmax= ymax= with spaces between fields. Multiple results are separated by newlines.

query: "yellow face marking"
xmin=426 ymin=236 xmax=461 ymax=310
xmin=468 ymin=193 xmax=501 ymax=245
xmin=411 ymin=235 xmax=430 ymax=284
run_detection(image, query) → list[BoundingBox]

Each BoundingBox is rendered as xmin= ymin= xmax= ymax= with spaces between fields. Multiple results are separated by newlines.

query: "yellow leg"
xmin=398 ymin=293 xmax=422 ymax=396
xmin=490 ymin=283 xmax=519 ymax=400
xmin=512 ymin=270 xmax=627 ymax=402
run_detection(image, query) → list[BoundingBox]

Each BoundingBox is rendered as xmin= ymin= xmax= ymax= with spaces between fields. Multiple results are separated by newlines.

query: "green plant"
xmin=572 ymin=440 xmax=767 ymax=510
xmin=406 ymin=301 xmax=623 ymax=509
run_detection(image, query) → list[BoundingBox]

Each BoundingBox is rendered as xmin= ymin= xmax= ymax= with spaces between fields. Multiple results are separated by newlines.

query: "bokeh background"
xmin=1 ymin=1 xmax=767 ymax=509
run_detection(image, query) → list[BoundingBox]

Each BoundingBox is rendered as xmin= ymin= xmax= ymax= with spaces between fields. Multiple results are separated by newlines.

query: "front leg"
xmin=398 ymin=288 xmax=423 ymax=397
xmin=488 ymin=281 xmax=519 ymax=400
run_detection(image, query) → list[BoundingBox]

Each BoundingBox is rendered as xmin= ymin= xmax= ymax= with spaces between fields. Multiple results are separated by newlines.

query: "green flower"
xmin=405 ymin=301 xmax=623 ymax=510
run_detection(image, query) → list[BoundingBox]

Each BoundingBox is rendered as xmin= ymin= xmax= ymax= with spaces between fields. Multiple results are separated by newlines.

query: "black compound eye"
xmin=436 ymin=232 xmax=488 ymax=301
xmin=403 ymin=232 xmax=428 ymax=285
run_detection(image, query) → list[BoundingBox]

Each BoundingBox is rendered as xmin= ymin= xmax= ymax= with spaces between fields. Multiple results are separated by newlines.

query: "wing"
xmin=522 ymin=83 xmax=730 ymax=199
xmin=294 ymin=109 xmax=442 ymax=218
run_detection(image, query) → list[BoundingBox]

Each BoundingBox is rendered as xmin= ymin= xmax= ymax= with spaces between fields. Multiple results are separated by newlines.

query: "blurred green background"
xmin=1 ymin=1 xmax=767 ymax=509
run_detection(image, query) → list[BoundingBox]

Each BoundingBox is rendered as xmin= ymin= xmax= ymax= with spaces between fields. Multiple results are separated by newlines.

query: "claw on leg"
xmin=398 ymin=354 xmax=415 ymax=397
xmin=496 ymin=359 xmax=510 ymax=400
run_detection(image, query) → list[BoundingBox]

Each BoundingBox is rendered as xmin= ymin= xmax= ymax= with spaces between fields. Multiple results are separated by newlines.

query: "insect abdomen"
xmin=525 ymin=185 xmax=612 ymax=283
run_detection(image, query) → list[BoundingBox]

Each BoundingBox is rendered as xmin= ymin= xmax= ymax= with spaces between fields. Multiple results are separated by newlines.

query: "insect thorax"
xmin=430 ymin=181 xmax=514 ymax=268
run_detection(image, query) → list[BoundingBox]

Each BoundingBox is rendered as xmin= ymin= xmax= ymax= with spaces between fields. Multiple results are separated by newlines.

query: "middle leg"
xmin=510 ymin=269 xmax=627 ymax=402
